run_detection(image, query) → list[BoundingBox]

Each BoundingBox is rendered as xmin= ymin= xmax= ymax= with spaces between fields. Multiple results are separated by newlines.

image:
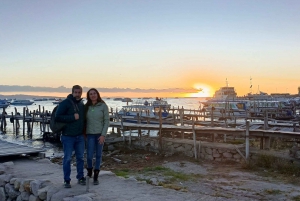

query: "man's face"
xmin=72 ymin=89 xmax=82 ymax=100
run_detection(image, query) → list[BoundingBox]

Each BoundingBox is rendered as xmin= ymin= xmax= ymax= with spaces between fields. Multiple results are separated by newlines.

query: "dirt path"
xmin=4 ymin=146 xmax=300 ymax=201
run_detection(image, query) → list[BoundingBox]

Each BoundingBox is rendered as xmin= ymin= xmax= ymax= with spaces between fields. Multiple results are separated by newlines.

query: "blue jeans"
xmin=86 ymin=134 xmax=103 ymax=170
xmin=61 ymin=135 xmax=85 ymax=182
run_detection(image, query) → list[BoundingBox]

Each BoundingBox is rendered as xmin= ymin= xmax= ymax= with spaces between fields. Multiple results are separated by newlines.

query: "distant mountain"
xmin=0 ymin=85 xmax=197 ymax=93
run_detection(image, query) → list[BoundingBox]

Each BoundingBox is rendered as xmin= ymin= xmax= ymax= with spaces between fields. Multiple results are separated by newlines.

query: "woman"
xmin=85 ymin=88 xmax=109 ymax=185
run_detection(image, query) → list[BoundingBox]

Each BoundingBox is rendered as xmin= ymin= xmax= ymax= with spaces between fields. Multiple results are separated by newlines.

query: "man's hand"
xmin=74 ymin=113 xmax=79 ymax=120
xmin=98 ymin=136 xmax=105 ymax=144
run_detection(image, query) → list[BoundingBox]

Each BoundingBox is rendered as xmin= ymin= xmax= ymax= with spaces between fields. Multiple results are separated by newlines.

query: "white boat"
xmin=212 ymin=79 xmax=237 ymax=101
xmin=10 ymin=99 xmax=34 ymax=106
xmin=52 ymin=99 xmax=62 ymax=105
xmin=118 ymin=100 xmax=172 ymax=124
xmin=0 ymin=100 xmax=10 ymax=109
xmin=201 ymin=100 xmax=247 ymax=117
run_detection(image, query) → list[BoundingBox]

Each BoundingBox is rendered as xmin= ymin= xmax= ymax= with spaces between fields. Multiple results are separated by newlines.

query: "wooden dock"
xmin=0 ymin=139 xmax=44 ymax=157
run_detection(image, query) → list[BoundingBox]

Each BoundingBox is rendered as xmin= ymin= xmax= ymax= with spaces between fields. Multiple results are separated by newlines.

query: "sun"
xmin=189 ymin=83 xmax=214 ymax=97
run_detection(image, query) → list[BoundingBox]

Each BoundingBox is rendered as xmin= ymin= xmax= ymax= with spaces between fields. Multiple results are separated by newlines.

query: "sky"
xmin=0 ymin=0 xmax=299 ymax=98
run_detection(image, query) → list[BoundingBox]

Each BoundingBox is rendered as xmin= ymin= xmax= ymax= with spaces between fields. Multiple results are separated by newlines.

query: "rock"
xmin=233 ymin=154 xmax=241 ymax=159
xmin=10 ymin=178 xmax=17 ymax=185
xmin=150 ymin=178 xmax=159 ymax=185
xmin=31 ymin=180 xmax=51 ymax=197
xmin=0 ymin=175 xmax=7 ymax=187
xmin=223 ymin=152 xmax=233 ymax=158
xmin=5 ymin=183 xmax=20 ymax=200
xmin=38 ymin=185 xmax=51 ymax=200
xmin=206 ymin=155 xmax=214 ymax=160
xmin=0 ymin=187 xmax=6 ymax=201
xmin=16 ymin=194 xmax=22 ymax=201
xmin=212 ymin=153 xmax=220 ymax=158
xmin=107 ymin=145 xmax=115 ymax=151
xmin=205 ymin=148 xmax=212 ymax=155
xmin=20 ymin=179 xmax=34 ymax=192
xmin=14 ymin=178 xmax=23 ymax=190
xmin=29 ymin=194 xmax=41 ymax=201
xmin=46 ymin=185 xmax=59 ymax=201
xmin=21 ymin=191 xmax=30 ymax=200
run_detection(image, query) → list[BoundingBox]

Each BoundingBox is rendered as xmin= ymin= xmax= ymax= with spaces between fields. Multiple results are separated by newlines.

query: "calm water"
xmin=0 ymin=97 xmax=205 ymax=156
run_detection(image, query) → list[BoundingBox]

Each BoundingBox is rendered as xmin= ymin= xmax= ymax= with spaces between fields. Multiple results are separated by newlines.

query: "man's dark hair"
xmin=72 ymin=85 xmax=82 ymax=93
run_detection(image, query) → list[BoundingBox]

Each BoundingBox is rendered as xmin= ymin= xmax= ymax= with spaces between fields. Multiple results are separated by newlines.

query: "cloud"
xmin=0 ymin=85 xmax=197 ymax=93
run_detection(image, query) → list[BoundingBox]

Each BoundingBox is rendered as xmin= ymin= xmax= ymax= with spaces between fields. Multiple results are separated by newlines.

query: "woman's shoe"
xmin=93 ymin=169 xmax=100 ymax=185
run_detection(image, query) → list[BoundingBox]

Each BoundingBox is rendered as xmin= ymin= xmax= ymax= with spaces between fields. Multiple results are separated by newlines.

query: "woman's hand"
xmin=98 ymin=136 xmax=105 ymax=144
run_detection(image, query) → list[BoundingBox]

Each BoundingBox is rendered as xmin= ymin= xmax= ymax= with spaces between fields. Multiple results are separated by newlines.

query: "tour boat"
xmin=10 ymin=99 xmax=34 ymax=106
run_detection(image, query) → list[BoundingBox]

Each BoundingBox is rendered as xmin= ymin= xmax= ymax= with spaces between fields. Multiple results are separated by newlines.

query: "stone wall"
xmin=0 ymin=161 xmax=95 ymax=201
xmin=130 ymin=137 xmax=245 ymax=163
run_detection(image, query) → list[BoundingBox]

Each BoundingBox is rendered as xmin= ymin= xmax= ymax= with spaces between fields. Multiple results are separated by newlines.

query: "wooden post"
xmin=263 ymin=111 xmax=270 ymax=150
xmin=31 ymin=111 xmax=35 ymax=136
xmin=192 ymin=117 xmax=197 ymax=159
xmin=0 ymin=108 xmax=4 ymax=131
xmin=11 ymin=112 xmax=14 ymax=134
xmin=120 ymin=115 xmax=124 ymax=142
xmin=159 ymin=106 xmax=163 ymax=152
xmin=180 ymin=108 xmax=184 ymax=139
xmin=210 ymin=107 xmax=214 ymax=127
xmin=245 ymin=121 xmax=250 ymax=163
xmin=129 ymin=129 xmax=132 ymax=146
xmin=22 ymin=107 xmax=25 ymax=136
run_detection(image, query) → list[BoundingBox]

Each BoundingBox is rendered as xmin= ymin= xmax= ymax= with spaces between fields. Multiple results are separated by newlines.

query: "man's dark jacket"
xmin=55 ymin=94 xmax=84 ymax=136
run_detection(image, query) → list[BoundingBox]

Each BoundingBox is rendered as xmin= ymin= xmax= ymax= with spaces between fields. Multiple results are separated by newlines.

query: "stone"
xmin=5 ymin=183 xmax=20 ymax=200
xmin=14 ymin=178 xmax=23 ymax=190
xmin=0 ymin=175 xmax=7 ymax=187
xmin=206 ymin=155 xmax=214 ymax=160
xmin=10 ymin=178 xmax=17 ymax=185
xmin=63 ymin=193 xmax=95 ymax=201
xmin=223 ymin=152 xmax=233 ymax=158
xmin=30 ymin=180 xmax=51 ymax=197
xmin=215 ymin=158 xmax=222 ymax=162
xmin=20 ymin=179 xmax=34 ymax=192
xmin=205 ymin=148 xmax=212 ymax=155
xmin=0 ymin=187 xmax=6 ymax=201
xmin=233 ymin=154 xmax=242 ymax=159
xmin=5 ymin=174 xmax=13 ymax=183
xmin=16 ymin=195 xmax=22 ymax=201
xmin=29 ymin=194 xmax=41 ymax=201
xmin=21 ymin=191 xmax=30 ymax=200
xmin=212 ymin=149 xmax=218 ymax=154
xmin=38 ymin=185 xmax=51 ymax=200
xmin=212 ymin=153 xmax=220 ymax=158
xmin=46 ymin=185 xmax=59 ymax=201
xmin=150 ymin=178 xmax=158 ymax=186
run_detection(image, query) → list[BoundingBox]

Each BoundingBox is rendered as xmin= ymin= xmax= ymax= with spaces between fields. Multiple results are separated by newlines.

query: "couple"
xmin=55 ymin=85 xmax=110 ymax=188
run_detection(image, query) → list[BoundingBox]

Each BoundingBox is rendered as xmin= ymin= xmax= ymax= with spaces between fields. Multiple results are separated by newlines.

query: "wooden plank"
xmin=0 ymin=140 xmax=44 ymax=157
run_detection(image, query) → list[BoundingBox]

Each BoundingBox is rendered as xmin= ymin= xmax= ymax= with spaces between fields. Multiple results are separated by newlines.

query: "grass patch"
xmin=114 ymin=169 xmax=130 ymax=178
xmin=242 ymin=154 xmax=300 ymax=177
xmin=264 ymin=189 xmax=282 ymax=195
xmin=142 ymin=166 xmax=200 ymax=182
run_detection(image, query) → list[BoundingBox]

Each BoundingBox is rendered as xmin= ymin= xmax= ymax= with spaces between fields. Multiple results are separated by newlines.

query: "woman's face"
xmin=89 ymin=90 xmax=98 ymax=102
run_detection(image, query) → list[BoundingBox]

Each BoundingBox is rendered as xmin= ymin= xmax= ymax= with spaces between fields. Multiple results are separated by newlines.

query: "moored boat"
xmin=10 ymin=99 xmax=34 ymax=106
xmin=0 ymin=100 xmax=10 ymax=109
xmin=118 ymin=100 xmax=172 ymax=124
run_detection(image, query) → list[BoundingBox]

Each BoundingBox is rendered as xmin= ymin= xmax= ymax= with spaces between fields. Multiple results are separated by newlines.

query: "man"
xmin=55 ymin=85 xmax=86 ymax=188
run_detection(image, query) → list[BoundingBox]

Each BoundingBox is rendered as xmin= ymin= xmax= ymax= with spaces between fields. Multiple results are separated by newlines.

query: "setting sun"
xmin=188 ymin=84 xmax=214 ymax=97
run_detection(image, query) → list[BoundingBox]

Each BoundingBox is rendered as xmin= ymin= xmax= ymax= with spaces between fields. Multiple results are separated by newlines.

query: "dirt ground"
xmin=49 ymin=144 xmax=300 ymax=200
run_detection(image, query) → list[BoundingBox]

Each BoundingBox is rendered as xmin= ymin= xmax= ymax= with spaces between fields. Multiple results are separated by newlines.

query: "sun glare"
xmin=189 ymin=83 xmax=214 ymax=97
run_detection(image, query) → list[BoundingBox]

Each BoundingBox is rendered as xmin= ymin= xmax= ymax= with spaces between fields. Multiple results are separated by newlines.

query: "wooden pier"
xmin=0 ymin=139 xmax=45 ymax=157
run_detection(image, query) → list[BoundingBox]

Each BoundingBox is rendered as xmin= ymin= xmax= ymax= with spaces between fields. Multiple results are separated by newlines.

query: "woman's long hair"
xmin=84 ymin=88 xmax=105 ymax=117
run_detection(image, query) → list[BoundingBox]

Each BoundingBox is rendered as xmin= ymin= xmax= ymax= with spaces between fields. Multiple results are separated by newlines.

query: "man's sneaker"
xmin=64 ymin=181 xmax=71 ymax=188
xmin=78 ymin=177 xmax=86 ymax=185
